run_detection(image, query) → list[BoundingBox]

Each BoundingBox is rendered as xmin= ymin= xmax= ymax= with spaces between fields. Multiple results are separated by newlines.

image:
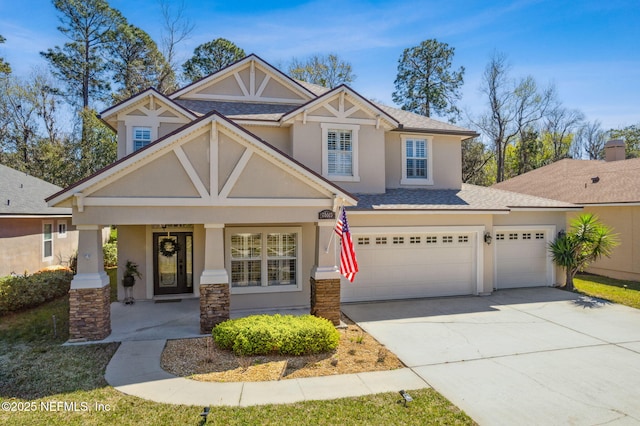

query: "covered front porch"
xmin=67 ymin=219 xmax=344 ymax=342
xmin=98 ymin=298 xmax=310 ymax=343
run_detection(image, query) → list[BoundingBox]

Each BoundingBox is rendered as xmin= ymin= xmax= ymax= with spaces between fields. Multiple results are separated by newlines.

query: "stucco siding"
xmin=92 ymin=152 xmax=199 ymax=198
xmin=117 ymin=225 xmax=147 ymax=300
xmin=0 ymin=217 xmax=77 ymax=276
xmin=570 ymin=206 xmax=640 ymax=281
xmin=385 ymin=133 xmax=463 ymax=190
xmin=159 ymin=122 xmax=185 ymax=139
xmin=228 ymin=154 xmax=327 ymax=199
xmin=243 ymin=126 xmax=291 ymax=155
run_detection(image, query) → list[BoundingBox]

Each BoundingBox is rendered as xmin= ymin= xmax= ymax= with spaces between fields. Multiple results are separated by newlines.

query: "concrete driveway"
xmin=342 ymin=288 xmax=640 ymax=426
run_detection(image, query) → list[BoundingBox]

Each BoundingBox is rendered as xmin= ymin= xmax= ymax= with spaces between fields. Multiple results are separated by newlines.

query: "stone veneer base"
xmin=200 ymin=283 xmax=230 ymax=333
xmin=69 ymin=285 xmax=111 ymax=341
xmin=310 ymin=277 xmax=341 ymax=326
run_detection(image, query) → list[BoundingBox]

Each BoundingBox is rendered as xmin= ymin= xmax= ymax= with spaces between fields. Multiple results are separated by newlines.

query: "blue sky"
xmin=1 ymin=0 xmax=638 ymax=130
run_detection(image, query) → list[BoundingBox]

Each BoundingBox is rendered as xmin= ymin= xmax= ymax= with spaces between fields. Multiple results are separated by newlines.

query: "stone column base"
xmin=69 ymin=285 xmax=111 ymax=341
xmin=200 ymin=283 xmax=230 ymax=333
xmin=310 ymin=277 xmax=341 ymax=326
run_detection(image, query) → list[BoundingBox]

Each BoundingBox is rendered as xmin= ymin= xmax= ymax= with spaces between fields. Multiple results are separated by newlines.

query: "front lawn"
xmin=574 ymin=274 xmax=640 ymax=309
xmin=0 ymin=291 xmax=475 ymax=425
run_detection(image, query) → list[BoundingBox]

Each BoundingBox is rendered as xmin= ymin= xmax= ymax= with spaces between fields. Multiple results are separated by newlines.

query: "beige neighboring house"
xmin=0 ymin=165 xmax=78 ymax=276
xmin=47 ymin=54 xmax=581 ymax=341
xmin=494 ymin=140 xmax=640 ymax=282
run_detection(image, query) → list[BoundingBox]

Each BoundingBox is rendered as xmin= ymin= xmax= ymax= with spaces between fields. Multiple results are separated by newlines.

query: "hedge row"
xmin=212 ymin=314 xmax=340 ymax=356
xmin=0 ymin=270 xmax=73 ymax=316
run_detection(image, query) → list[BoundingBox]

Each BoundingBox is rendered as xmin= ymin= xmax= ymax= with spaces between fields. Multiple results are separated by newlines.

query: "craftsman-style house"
xmin=47 ymin=55 xmax=579 ymax=341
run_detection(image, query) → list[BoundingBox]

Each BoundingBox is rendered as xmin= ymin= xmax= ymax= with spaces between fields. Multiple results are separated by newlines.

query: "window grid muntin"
xmin=405 ymin=139 xmax=427 ymax=178
xmin=458 ymin=235 xmax=469 ymax=243
xmin=426 ymin=236 xmax=437 ymax=244
xmin=410 ymin=236 xmax=421 ymax=244
xmin=393 ymin=236 xmax=404 ymax=245
xmin=442 ymin=235 xmax=453 ymax=243
xmin=133 ymin=126 xmax=152 ymax=151
xmin=43 ymin=223 xmax=53 ymax=258
xmin=509 ymin=233 xmax=518 ymax=240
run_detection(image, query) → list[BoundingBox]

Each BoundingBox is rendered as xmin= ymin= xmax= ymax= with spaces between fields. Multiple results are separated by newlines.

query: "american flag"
xmin=335 ymin=208 xmax=358 ymax=282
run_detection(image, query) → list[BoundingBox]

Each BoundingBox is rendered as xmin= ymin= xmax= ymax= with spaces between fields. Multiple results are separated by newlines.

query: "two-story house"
xmin=47 ymin=55 xmax=580 ymax=341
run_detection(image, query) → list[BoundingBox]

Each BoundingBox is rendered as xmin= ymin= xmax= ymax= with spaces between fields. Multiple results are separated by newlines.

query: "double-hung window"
xmin=133 ymin=126 xmax=152 ymax=151
xmin=321 ymin=123 xmax=359 ymax=181
xmin=43 ymin=222 xmax=53 ymax=259
xmin=401 ymin=135 xmax=433 ymax=185
xmin=228 ymin=228 xmax=301 ymax=293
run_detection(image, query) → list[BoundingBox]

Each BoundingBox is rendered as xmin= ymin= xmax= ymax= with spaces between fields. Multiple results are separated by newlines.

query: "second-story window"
xmin=321 ymin=123 xmax=360 ymax=182
xmin=401 ymin=135 xmax=433 ymax=185
xmin=327 ymin=130 xmax=352 ymax=176
xmin=133 ymin=126 xmax=152 ymax=151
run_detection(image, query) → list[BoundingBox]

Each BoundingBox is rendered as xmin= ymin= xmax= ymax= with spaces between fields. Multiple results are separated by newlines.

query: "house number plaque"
xmin=318 ymin=209 xmax=335 ymax=220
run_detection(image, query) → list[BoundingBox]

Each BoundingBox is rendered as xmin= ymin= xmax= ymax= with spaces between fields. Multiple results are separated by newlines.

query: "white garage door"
xmin=495 ymin=229 xmax=551 ymax=289
xmin=341 ymin=230 xmax=477 ymax=303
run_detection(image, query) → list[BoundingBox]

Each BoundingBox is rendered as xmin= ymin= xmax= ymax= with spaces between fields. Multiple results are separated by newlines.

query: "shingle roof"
xmin=173 ymin=78 xmax=477 ymax=135
xmin=351 ymin=184 xmax=578 ymax=211
xmin=173 ymin=99 xmax=300 ymax=120
xmin=492 ymin=158 xmax=640 ymax=204
xmin=0 ymin=165 xmax=70 ymax=216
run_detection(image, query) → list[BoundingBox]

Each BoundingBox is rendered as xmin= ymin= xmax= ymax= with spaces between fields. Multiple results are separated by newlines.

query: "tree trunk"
xmin=564 ymin=268 xmax=575 ymax=292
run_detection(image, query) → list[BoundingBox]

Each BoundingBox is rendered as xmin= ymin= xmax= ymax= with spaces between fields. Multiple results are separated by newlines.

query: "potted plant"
xmin=122 ymin=260 xmax=142 ymax=287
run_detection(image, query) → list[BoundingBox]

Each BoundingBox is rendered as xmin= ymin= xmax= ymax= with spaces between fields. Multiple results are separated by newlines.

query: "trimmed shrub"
xmin=212 ymin=314 xmax=340 ymax=356
xmin=0 ymin=270 xmax=73 ymax=316
xmin=103 ymin=243 xmax=118 ymax=268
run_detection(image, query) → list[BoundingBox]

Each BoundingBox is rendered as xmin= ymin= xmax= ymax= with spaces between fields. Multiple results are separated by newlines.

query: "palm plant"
xmin=549 ymin=214 xmax=619 ymax=291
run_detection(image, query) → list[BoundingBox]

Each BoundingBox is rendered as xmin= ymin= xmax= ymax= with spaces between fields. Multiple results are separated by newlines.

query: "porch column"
xmin=69 ymin=225 xmax=111 ymax=341
xmin=199 ymin=224 xmax=229 ymax=333
xmin=311 ymin=220 xmax=342 ymax=326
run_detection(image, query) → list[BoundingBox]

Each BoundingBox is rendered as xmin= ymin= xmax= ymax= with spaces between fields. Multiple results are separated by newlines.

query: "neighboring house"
xmin=0 ymin=165 xmax=78 ymax=276
xmin=47 ymin=55 xmax=580 ymax=341
xmin=494 ymin=140 xmax=640 ymax=282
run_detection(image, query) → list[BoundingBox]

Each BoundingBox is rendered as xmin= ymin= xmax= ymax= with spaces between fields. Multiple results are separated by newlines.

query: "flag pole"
xmin=324 ymin=202 xmax=344 ymax=253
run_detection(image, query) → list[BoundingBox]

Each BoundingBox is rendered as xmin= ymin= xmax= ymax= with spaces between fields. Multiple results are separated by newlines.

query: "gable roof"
xmin=351 ymin=184 xmax=579 ymax=212
xmin=0 ymin=165 xmax=70 ymax=216
xmin=47 ymin=110 xmax=357 ymax=207
xmin=99 ymin=87 xmax=198 ymax=129
xmin=170 ymin=54 xmax=316 ymax=102
xmin=280 ymin=84 xmax=399 ymax=128
xmin=492 ymin=158 xmax=640 ymax=205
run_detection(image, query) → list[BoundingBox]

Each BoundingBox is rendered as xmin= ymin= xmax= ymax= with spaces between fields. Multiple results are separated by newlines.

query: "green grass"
xmin=0 ymin=284 xmax=476 ymax=426
xmin=574 ymin=274 xmax=640 ymax=309
xmin=106 ymin=267 xmax=118 ymax=302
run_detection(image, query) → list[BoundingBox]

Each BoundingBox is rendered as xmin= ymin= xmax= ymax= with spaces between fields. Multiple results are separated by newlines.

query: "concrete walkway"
xmin=105 ymin=339 xmax=428 ymax=407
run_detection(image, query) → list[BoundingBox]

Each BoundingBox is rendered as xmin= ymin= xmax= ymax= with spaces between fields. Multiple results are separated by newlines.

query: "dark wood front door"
xmin=153 ymin=232 xmax=193 ymax=295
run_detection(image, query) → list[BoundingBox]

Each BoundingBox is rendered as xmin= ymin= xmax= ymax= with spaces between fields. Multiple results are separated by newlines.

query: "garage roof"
xmin=351 ymin=184 xmax=580 ymax=212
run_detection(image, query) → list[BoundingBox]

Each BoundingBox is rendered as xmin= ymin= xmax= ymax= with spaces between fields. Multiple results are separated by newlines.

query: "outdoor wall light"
xmin=484 ymin=232 xmax=492 ymax=245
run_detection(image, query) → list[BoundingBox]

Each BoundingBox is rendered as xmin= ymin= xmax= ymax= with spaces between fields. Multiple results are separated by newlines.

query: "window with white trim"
xmin=426 ymin=236 xmax=437 ymax=244
xmin=358 ymin=237 xmax=370 ymax=245
xmin=43 ymin=222 xmax=53 ymax=259
xmin=228 ymin=228 xmax=301 ymax=292
xmin=410 ymin=236 xmax=421 ymax=244
xmin=522 ymin=233 xmax=531 ymax=240
xmin=443 ymin=236 xmax=453 ymax=243
xmin=401 ymin=135 xmax=433 ymax=185
xmin=535 ymin=233 xmax=545 ymax=240
xmin=458 ymin=235 xmax=469 ymax=243
xmin=393 ymin=236 xmax=404 ymax=245
xmin=57 ymin=220 xmax=68 ymax=238
xmin=133 ymin=126 xmax=152 ymax=151
xmin=375 ymin=237 xmax=387 ymax=245
xmin=509 ymin=233 xmax=518 ymax=240
xmin=321 ymin=123 xmax=359 ymax=181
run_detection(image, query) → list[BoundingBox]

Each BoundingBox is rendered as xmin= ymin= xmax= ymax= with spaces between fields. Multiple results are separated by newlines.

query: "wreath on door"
xmin=159 ymin=237 xmax=180 ymax=257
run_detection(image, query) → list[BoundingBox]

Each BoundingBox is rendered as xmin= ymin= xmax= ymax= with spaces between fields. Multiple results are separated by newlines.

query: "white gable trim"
xmin=101 ymin=90 xmax=197 ymax=124
xmin=170 ymin=55 xmax=315 ymax=104
xmin=280 ymin=86 xmax=398 ymax=129
xmin=48 ymin=114 xmax=356 ymax=208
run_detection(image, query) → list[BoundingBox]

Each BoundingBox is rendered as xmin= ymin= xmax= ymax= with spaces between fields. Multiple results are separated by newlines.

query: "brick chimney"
xmin=604 ymin=139 xmax=625 ymax=162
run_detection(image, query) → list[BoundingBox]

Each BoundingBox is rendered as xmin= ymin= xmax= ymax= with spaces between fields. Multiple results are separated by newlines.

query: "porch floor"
xmin=102 ymin=299 xmax=310 ymax=343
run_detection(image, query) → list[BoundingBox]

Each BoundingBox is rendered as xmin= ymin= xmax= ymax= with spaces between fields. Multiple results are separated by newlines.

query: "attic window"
xmin=133 ymin=126 xmax=152 ymax=151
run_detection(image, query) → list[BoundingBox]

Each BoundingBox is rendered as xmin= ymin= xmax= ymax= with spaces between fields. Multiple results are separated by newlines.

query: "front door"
xmin=153 ymin=232 xmax=193 ymax=295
